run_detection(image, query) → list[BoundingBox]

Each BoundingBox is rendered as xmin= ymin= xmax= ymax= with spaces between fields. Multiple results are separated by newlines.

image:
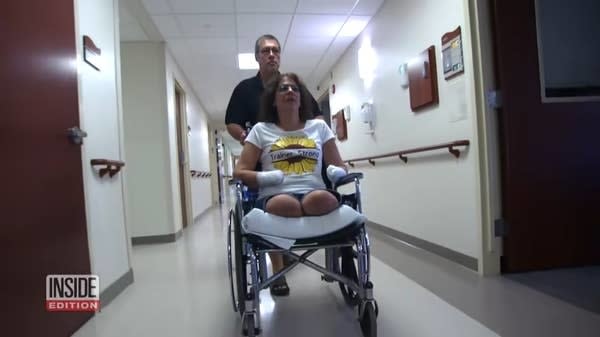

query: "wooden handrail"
xmin=90 ymin=159 xmax=125 ymax=177
xmin=346 ymin=140 xmax=470 ymax=167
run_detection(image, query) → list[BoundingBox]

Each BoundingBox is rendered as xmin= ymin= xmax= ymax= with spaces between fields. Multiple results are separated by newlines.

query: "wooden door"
xmin=1 ymin=1 xmax=93 ymax=335
xmin=492 ymin=0 xmax=600 ymax=272
xmin=175 ymin=83 xmax=192 ymax=228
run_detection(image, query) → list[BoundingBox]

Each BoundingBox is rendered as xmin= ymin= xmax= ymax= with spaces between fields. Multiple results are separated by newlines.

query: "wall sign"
xmin=83 ymin=35 xmax=101 ymax=71
xmin=331 ymin=109 xmax=348 ymax=141
xmin=441 ymin=26 xmax=464 ymax=80
xmin=408 ymin=46 xmax=439 ymax=111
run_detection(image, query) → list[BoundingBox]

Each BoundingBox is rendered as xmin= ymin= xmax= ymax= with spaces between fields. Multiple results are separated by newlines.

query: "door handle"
xmin=67 ymin=126 xmax=88 ymax=145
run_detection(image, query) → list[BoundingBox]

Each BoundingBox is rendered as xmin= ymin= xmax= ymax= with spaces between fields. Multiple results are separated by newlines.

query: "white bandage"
xmin=256 ymin=170 xmax=284 ymax=187
xmin=326 ymin=165 xmax=347 ymax=184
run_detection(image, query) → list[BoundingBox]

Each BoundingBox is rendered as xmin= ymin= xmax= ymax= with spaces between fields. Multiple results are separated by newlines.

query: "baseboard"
xmin=367 ymin=221 xmax=479 ymax=271
xmin=131 ymin=229 xmax=183 ymax=245
xmin=100 ymin=268 xmax=134 ymax=309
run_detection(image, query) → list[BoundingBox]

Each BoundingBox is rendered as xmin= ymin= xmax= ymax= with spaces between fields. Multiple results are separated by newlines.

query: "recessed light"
xmin=238 ymin=53 xmax=258 ymax=70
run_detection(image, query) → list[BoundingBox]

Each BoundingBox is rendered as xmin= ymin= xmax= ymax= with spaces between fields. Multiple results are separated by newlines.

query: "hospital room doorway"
xmin=175 ymin=82 xmax=193 ymax=228
xmin=318 ymin=91 xmax=331 ymax=127
xmin=492 ymin=0 xmax=600 ymax=272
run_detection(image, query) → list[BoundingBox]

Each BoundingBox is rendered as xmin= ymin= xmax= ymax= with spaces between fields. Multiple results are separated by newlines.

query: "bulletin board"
xmin=442 ymin=26 xmax=464 ymax=80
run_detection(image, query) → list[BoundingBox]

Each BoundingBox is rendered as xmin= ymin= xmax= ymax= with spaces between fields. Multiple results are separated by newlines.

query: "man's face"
xmin=256 ymin=39 xmax=280 ymax=74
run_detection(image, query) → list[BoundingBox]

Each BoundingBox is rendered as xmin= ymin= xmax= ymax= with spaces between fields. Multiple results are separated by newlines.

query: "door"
xmin=318 ymin=92 xmax=332 ymax=127
xmin=492 ymin=0 xmax=600 ymax=272
xmin=1 ymin=1 xmax=93 ymax=336
xmin=214 ymin=131 xmax=224 ymax=204
xmin=175 ymin=83 xmax=193 ymax=228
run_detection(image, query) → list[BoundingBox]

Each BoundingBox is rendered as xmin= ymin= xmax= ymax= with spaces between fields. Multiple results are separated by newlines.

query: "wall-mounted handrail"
xmin=90 ymin=159 xmax=125 ymax=177
xmin=190 ymin=170 xmax=212 ymax=179
xmin=346 ymin=140 xmax=470 ymax=167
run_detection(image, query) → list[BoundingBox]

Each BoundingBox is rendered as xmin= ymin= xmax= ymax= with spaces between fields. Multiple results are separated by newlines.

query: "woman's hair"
xmin=258 ymin=72 xmax=314 ymax=124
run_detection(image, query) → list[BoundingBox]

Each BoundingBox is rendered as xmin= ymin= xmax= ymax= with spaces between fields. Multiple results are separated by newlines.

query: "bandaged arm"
xmin=233 ymin=141 xmax=285 ymax=188
xmin=326 ymin=165 xmax=347 ymax=184
xmin=322 ymin=138 xmax=348 ymax=183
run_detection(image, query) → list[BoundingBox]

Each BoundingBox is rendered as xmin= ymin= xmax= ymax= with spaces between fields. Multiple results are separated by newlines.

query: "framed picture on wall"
xmin=331 ymin=109 xmax=348 ymax=141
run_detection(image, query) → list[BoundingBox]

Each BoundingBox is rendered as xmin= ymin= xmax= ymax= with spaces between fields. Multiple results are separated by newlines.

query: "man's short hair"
xmin=254 ymin=34 xmax=281 ymax=60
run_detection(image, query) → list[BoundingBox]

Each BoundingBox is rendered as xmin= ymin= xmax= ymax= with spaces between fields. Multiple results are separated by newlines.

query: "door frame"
xmin=465 ymin=0 xmax=504 ymax=275
xmin=174 ymin=81 xmax=193 ymax=228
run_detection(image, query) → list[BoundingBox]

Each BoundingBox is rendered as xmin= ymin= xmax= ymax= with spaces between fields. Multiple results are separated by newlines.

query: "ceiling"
xmin=119 ymin=0 xmax=385 ymax=129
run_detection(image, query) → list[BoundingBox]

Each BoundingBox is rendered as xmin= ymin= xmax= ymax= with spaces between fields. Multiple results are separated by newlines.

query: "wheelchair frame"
xmin=227 ymin=174 xmax=378 ymax=337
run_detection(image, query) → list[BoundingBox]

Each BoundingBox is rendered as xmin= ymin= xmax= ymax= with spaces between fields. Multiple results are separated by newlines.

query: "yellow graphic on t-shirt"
xmin=269 ymin=136 xmax=319 ymax=175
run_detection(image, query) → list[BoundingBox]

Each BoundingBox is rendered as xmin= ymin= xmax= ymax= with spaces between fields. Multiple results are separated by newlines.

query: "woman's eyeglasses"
xmin=278 ymin=84 xmax=299 ymax=93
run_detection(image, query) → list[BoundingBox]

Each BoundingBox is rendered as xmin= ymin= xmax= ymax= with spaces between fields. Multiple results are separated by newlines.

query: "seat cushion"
xmin=241 ymin=205 xmax=366 ymax=249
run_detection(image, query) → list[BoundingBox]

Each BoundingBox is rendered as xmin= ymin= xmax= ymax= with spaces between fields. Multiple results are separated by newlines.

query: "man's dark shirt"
xmin=225 ymin=73 xmax=322 ymax=130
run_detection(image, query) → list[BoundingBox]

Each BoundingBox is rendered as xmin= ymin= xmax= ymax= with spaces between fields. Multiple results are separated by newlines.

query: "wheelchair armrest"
xmin=333 ymin=172 xmax=364 ymax=189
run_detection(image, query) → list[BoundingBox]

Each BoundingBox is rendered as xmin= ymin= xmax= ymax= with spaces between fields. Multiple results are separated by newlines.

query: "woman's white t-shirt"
xmin=245 ymin=119 xmax=335 ymax=198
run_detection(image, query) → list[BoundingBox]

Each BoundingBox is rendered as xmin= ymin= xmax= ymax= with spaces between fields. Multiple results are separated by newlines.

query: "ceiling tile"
xmin=327 ymin=35 xmax=356 ymax=60
xmin=284 ymin=36 xmax=333 ymax=55
xmin=237 ymin=37 xmax=258 ymax=54
xmin=141 ymin=0 xmax=172 ymax=15
xmin=190 ymin=52 xmax=237 ymax=70
xmin=279 ymin=65 xmax=315 ymax=80
xmin=141 ymin=0 xmax=377 ymax=124
xmin=236 ymin=14 xmax=292 ymax=39
xmin=169 ymin=0 xmax=235 ymax=13
xmin=152 ymin=15 xmax=182 ymax=38
xmin=177 ymin=14 xmax=236 ymax=37
xmin=186 ymin=38 xmax=237 ymax=54
xmin=308 ymin=36 xmax=355 ymax=83
xmin=338 ymin=16 xmax=371 ymax=37
xmin=235 ymin=0 xmax=298 ymax=13
xmin=352 ymin=0 xmax=385 ymax=15
xmin=297 ymin=0 xmax=356 ymax=14
xmin=289 ymin=15 xmax=347 ymax=37
xmin=283 ymin=50 xmax=323 ymax=80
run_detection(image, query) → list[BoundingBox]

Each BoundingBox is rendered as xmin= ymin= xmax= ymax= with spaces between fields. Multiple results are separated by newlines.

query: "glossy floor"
xmin=74 ymin=205 xmax=600 ymax=337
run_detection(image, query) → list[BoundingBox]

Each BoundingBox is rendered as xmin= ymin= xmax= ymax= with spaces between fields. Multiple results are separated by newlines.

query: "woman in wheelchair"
xmin=230 ymin=72 xmax=377 ymax=337
xmin=234 ymin=72 xmax=348 ymax=296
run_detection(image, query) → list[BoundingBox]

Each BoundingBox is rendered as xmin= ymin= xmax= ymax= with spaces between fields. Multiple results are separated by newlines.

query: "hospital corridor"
xmin=3 ymin=0 xmax=600 ymax=336
xmin=70 ymin=199 xmax=600 ymax=337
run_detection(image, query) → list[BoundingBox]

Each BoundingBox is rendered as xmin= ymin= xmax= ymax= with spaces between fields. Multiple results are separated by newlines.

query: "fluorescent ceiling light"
xmin=238 ymin=53 xmax=258 ymax=70
xmin=339 ymin=17 xmax=370 ymax=37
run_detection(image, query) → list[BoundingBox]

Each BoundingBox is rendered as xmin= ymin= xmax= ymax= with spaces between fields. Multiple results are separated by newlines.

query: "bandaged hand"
xmin=256 ymin=170 xmax=284 ymax=187
xmin=326 ymin=165 xmax=347 ymax=184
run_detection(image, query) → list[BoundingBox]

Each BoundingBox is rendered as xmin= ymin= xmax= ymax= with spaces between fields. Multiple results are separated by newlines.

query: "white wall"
xmin=121 ymin=42 xmax=176 ymax=237
xmin=75 ymin=0 xmax=131 ymax=288
xmin=318 ymin=0 xmax=483 ymax=259
xmin=164 ymin=50 xmax=213 ymax=221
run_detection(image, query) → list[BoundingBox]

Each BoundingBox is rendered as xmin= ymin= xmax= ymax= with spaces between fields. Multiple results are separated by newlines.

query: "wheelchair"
xmin=227 ymin=171 xmax=378 ymax=337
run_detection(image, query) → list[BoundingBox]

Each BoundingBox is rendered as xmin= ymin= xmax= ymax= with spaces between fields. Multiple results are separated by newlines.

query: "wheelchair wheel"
xmin=359 ymin=302 xmax=377 ymax=337
xmin=338 ymin=246 xmax=360 ymax=306
xmin=227 ymin=210 xmax=237 ymax=312
xmin=232 ymin=207 xmax=248 ymax=315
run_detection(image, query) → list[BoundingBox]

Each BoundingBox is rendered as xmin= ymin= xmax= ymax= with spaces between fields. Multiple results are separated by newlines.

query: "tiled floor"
xmin=74 ymin=204 xmax=600 ymax=337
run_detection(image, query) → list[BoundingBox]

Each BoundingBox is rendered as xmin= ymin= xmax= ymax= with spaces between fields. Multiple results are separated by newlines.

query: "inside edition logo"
xmin=46 ymin=275 xmax=100 ymax=312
